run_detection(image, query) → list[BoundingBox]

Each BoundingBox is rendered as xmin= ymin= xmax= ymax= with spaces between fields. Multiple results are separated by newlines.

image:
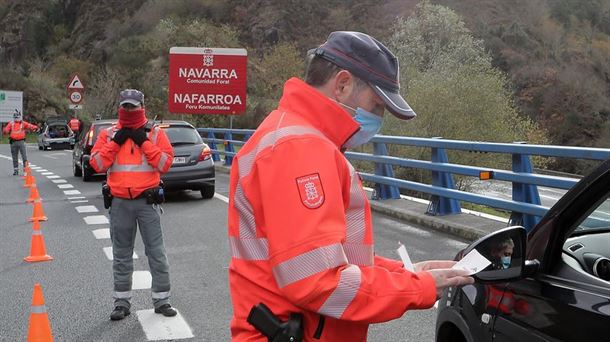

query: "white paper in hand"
xmin=452 ymin=249 xmax=491 ymax=275
xmin=397 ymin=242 xmax=415 ymax=272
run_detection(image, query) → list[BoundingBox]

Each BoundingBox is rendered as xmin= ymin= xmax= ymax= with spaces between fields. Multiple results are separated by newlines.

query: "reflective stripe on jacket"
xmin=2 ymin=120 xmax=38 ymax=140
xmin=89 ymin=124 xmax=173 ymax=199
xmin=228 ymin=78 xmax=437 ymax=341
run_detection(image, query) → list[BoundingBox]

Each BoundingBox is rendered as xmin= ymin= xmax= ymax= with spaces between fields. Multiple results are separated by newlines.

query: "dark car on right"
xmin=435 ymin=158 xmax=610 ymax=342
xmin=72 ymin=119 xmax=117 ymax=181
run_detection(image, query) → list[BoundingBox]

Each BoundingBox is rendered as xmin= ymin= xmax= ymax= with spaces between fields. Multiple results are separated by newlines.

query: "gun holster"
xmin=102 ymin=182 xmax=113 ymax=209
xmin=247 ymin=303 xmax=303 ymax=342
xmin=143 ymin=181 xmax=165 ymax=205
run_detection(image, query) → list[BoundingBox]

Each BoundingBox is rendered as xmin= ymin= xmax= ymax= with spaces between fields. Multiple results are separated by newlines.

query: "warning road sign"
xmin=67 ymin=74 xmax=85 ymax=90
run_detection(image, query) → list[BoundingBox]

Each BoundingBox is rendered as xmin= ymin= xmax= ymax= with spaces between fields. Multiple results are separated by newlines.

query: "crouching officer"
xmin=2 ymin=110 xmax=38 ymax=175
xmin=90 ymin=89 xmax=177 ymax=321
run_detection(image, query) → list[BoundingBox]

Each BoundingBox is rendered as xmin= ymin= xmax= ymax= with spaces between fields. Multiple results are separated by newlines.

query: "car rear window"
xmin=47 ymin=124 xmax=71 ymax=138
xmin=164 ymin=126 xmax=203 ymax=145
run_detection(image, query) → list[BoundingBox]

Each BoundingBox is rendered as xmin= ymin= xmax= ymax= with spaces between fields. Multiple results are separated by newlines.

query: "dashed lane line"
xmin=47 ymin=175 xmax=60 ymax=179
xmin=137 ymin=309 xmax=194 ymax=341
xmin=92 ymin=228 xmax=110 ymax=239
xmin=58 ymin=184 xmax=74 ymax=189
xmin=70 ymin=200 xmax=89 ymax=203
xmin=214 ymin=193 xmax=228 ymax=203
xmin=102 ymin=247 xmax=138 ymax=260
xmin=63 ymin=190 xmax=81 ymax=195
xmin=75 ymin=205 xmax=98 ymax=213
xmin=83 ymin=215 xmax=109 ymax=225
xmin=41 ymin=172 xmax=54 ymax=175
xmin=68 ymin=196 xmax=86 ymax=200
xmin=51 ymin=179 xmax=67 ymax=184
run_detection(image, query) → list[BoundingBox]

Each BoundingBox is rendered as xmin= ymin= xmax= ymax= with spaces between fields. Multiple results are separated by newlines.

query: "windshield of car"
xmin=164 ymin=126 xmax=203 ymax=145
xmin=573 ymin=193 xmax=610 ymax=234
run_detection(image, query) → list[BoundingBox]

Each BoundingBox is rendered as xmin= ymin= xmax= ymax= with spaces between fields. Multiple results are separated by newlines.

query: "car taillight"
xmin=87 ymin=129 xmax=94 ymax=146
xmin=198 ymin=146 xmax=211 ymax=161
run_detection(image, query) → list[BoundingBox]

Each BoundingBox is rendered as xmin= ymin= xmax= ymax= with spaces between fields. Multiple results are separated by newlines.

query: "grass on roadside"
xmin=0 ymin=133 xmax=38 ymax=144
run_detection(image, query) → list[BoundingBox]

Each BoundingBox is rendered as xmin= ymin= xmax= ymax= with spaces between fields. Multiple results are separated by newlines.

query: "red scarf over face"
xmin=118 ymin=107 xmax=147 ymax=128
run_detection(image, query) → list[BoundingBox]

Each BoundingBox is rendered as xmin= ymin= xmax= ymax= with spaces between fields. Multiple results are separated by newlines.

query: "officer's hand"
xmin=112 ymin=128 xmax=130 ymax=145
xmin=130 ymin=128 xmax=148 ymax=146
xmin=426 ymin=268 xmax=474 ymax=299
xmin=414 ymin=260 xmax=457 ymax=272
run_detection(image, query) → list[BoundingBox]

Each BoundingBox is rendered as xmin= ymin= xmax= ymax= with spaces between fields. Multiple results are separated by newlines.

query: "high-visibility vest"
xmin=69 ymin=118 xmax=80 ymax=131
xmin=2 ymin=120 xmax=37 ymax=140
xmin=89 ymin=125 xmax=173 ymax=199
xmin=228 ymin=78 xmax=437 ymax=341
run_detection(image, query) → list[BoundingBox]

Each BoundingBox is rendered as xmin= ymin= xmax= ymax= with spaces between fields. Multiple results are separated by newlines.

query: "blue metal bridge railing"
xmin=197 ymin=128 xmax=610 ymax=231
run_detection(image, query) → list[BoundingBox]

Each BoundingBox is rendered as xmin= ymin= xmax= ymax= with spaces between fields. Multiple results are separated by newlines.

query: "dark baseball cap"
xmin=313 ymin=31 xmax=416 ymax=120
xmin=119 ymin=89 xmax=144 ymax=106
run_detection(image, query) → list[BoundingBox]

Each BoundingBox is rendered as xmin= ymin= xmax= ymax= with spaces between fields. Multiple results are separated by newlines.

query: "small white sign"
xmin=452 ymin=249 xmax=491 ymax=275
xmin=0 ymin=90 xmax=23 ymax=123
xmin=69 ymin=104 xmax=82 ymax=110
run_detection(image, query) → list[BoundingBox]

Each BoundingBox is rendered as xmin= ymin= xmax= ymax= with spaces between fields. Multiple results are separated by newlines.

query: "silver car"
xmin=159 ymin=120 xmax=215 ymax=199
xmin=38 ymin=117 xmax=75 ymax=150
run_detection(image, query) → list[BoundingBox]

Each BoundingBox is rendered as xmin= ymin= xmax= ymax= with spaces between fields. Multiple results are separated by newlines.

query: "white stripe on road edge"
xmin=92 ymin=229 xmax=110 ymax=239
xmin=51 ymin=179 xmax=67 ymax=184
xmin=70 ymin=200 xmax=89 ymax=203
xmin=214 ymin=193 xmax=229 ymax=203
xmin=137 ymin=309 xmax=194 ymax=340
xmin=41 ymin=172 xmax=54 ymax=175
xmin=102 ymin=246 xmax=138 ymax=260
xmin=63 ymin=190 xmax=81 ymax=195
xmin=58 ymin=184 xmax=74 ymax=189
xmin=47 ymin=175 xmax=60 ymax=179
xmin=35 ymin=169 xmax=48 ymax=172
xmin=75 ymin=205 xmax=98 ymax=213
xmin=83 ymin=215 xmax=109 ymax=225
xmin=434 ymin=300 xmax=439 ymax=309
xmin=68 ymin=196 xmax=86 ymax=200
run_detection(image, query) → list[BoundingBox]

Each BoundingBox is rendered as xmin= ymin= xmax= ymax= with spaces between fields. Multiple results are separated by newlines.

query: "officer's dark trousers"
xmin=109 ymin=197 xmax=171 ymax=310
xmin=10 ymin=140 xmax=27 ymax=171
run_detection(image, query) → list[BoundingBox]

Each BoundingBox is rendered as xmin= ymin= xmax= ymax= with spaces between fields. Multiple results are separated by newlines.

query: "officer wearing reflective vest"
xmin=228 ymin=31 xmax=474 ymax=341
xmin=69 ymin=116 xmax=82 ymax=136
xmin=90 ymin=89 xmax=177 ymax=321
xmin=2 ymin=110 xmax=38 ymax=175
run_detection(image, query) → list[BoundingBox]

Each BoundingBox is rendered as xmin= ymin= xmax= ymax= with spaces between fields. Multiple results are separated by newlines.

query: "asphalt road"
xmin=0 ymin=144 xmax=469 ymax=341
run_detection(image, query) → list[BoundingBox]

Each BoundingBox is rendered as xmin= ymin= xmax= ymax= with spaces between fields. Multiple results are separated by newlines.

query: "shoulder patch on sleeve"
xmin=296 ymin=173 xmax=325 ymax=209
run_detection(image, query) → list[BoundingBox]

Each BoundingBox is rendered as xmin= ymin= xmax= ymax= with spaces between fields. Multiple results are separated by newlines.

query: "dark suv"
xmin=436 ymin=158 xmax=610 ymax=342
xmin=72 ymin=119 xmax=117 ymax=181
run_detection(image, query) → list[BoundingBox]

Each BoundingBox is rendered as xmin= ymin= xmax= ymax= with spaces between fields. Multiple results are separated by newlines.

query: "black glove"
xmin=130 ymin=128 xmax=148 ymax=146
xmin=112 ymin=128 xmax=130 ymax=145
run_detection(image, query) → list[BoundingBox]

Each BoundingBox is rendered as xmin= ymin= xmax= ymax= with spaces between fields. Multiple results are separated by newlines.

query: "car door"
xmin=491 ymin=160 xmax=610 ymax=341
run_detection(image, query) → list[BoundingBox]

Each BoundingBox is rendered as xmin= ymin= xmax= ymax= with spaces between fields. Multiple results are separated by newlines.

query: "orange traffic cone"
xmin=29 ymin=200 xmax=48 ymax=222
xmin=27 ymin=283 xmax=54 ymax=342
xmin=27 ymin=185 xmax=41 ymax=203
xmin=24 ymin=225 xmax=52 ymax=262
xmin=24 ymin=172 xmax=36 ymax=188
xmin=32 ymin=220 xmax=41 ymax=231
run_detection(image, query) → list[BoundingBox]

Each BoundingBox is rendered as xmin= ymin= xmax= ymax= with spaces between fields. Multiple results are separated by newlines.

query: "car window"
xmin=573 ymin=195 xmax=610 ymax=234
xmin=164 ymin=126 xmax=203 ymax=145
xmin=47 ymin=124 xmax=71 ymax=138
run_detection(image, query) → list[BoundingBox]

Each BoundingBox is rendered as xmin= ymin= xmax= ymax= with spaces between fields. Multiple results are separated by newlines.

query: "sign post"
xmin=168 ymin=47 xmax=247 ymax=115
xmin=67 ymin=74 xmax=85 ymax=115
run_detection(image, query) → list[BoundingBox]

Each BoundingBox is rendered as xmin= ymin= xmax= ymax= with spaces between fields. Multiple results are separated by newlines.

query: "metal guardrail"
xmin=197 ymin=128 xmax=610 ymax=231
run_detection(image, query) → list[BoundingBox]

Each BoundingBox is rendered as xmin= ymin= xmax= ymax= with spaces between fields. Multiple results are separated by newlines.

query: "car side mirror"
xmin=459 ymin=226 xmax=528 ymax=282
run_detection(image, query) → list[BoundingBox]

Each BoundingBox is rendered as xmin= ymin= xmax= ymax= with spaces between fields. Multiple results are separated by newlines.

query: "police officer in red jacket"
xmin=2 ymin=110 xmax=38 ymax=175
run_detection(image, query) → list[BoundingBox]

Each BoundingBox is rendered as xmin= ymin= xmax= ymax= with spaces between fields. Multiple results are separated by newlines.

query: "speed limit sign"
xmin=70 ymin=91 xmax=83 ymax=104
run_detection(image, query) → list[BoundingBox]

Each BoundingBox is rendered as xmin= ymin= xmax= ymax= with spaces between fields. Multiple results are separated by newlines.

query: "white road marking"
xmin=214 ymin=193 xmax=229 ymax=203
xmin=83 ymin=215 xmax=109 ymax=225
xmin=102 ymin=246 xmax=138 ymax=260
xmin=41 ymin=172 xmax=54 ymax=175
xmin=63 ymin=190 xmax=81 ymax=195
xmin=35 ymin=169 xmax=48 ymax=172
xmin=68 ymin=196 xmax=86 ymax=200
xmin=132 ymin=271 xmax=152 ymax=289
xmin=30 ymin=166 xmax=41 ymax=170
xmin=75 ymin=205 xmax=98 ymax=213
xmin=47 ymin=175 xmax=60 ymax=179
xmin=51 ymin=179 xmax=67 ymax=183
xmin=92 ymin=228 xmax=110 ymax=239
xmin=70 ymin=200 xmax=89 ymax=203
xmin=58 ymin=184 xmax=74 ymax=189
xmin=137 ymin=309 xmax=194 ymax=340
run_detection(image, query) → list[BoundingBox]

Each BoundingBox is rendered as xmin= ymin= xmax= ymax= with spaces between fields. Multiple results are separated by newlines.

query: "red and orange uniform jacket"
xmin=228 ymin=78 xmax=437 ymax=341
xmin=90 ymin=124 xmax=173 ymax=199
xmin=3 ymin=120 xmax=38 ymax=140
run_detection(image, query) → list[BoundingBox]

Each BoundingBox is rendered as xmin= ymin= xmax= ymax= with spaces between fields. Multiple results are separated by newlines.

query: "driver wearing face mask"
xmin=227 ymin=31 xmax=474 ymax=342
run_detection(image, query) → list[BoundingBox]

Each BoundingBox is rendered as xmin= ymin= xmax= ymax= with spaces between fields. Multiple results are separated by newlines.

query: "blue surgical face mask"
xmin=501 ymin=256 xmax=511 ymax=269
xmin=336 ymin=102 xmax=382 ymax=149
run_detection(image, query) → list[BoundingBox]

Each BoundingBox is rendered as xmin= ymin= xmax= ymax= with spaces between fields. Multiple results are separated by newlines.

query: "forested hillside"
xmin=0 ymin=0 xmax=608 ymax=172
